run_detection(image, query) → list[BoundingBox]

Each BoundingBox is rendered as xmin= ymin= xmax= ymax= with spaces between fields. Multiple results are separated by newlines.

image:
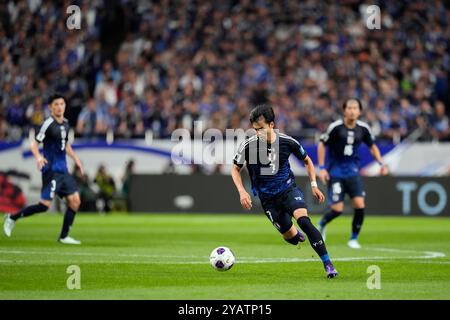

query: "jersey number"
xmin=268 ymin=149 xmax=277 ymax=174
xmin=343 ymin=145 xmax=353 ymax=156
xmin=60 ymin=127 xmax=67 ymax=151
xmin=50 ymin=180 xmax=56 ymax=199
xmin=344 ymin=131 xmax=355 ymax=156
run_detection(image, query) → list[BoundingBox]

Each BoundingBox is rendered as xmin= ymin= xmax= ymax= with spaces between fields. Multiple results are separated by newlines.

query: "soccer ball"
xmin=209 ymin=246 xmax=235 ymax=271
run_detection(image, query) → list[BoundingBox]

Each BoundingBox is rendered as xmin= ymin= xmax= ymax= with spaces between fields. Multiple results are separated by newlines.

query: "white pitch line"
xmin=366 ymin=247 xmax=446 ymax=259
xmin=0 ymin=257 xmax=449 ymax=265
xmin=368 ymin=247 xmax=446 ymax=258
xmin=0 ymin=247 xmax=446 ymax=265
xmin=0 ymin=249 xmax=201 ymax=259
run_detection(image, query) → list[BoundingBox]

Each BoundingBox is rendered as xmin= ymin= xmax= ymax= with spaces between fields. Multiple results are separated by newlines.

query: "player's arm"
xmin=369 ymin=144 xmax=389 ymax=175
xmin=232 ymin=141 xmax=252 ymax=210
xmin=362 ymin=124 xmax=389 ymax=176
xmin=290 ymin=140 xmax=325 ymax=203
xmin=317 ymin=141 xmax=329 ymax=185
xmin=33 ymin=121 xmax=50 ymax=171
xmin=30 ymin=139 xmax=47 ymax=171
xmin=318 ymin=122 xmax=338 ymax=185
xmin=303 ymin=155 xmax=325 ymax=203
xmin=66 ymin=143 xmax=84 ymax=175
xmin=231 ymin=164 xmax=252 ymax=210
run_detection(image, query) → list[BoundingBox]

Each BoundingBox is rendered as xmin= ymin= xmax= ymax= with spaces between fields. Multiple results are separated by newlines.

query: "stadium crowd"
xmin=0 ymin=0 xmax=449 ymax=143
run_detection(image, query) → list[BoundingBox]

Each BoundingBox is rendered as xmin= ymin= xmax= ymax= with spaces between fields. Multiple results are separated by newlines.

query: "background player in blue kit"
xmin=4 ymin=94 xmax=84 ymax=244
xmin=317 ymin=98 xmax=389 ymax=249
xmin=231 ymin=105 xmax=338 ymax=278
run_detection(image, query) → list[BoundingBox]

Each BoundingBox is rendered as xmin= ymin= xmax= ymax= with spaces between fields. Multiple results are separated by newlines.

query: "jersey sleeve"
xmin=35 ymin=119 xmax=53 ymax=143
xmin=319 ymin=123 xmax=337 ymax=145
xmin=362 ymin=126 xmax=375 ymax=147
xmin=289 ymin=138 xmax=308 ymax=161
xmin=233 ymin=139 xmax=249 ymax=168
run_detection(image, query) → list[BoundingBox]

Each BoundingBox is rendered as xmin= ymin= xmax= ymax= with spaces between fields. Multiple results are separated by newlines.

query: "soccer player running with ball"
xmin=4 ymin=94 xmax=84 ymax=244
xmin=317 ymin=98 xmax=389 ymax=249
xmin=231 ymin=105 xmax=338 ymax=278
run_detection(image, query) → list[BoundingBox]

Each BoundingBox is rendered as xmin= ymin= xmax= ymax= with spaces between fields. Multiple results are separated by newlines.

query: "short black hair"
xmin=342 ymin=98 xmax=363 ymax=111
xmin=48 ymin=93 xmax=66 ymax=105
xmin=249 ymin=104 xmax=275 ymax=124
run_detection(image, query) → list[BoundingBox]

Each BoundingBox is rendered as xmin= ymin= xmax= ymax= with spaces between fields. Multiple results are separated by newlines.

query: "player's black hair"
xmin=48 ymin=93 xmax=66 ymax=105
xmin=249 ymin=104 xmax=275 ymax=124
xmin=342 ymin=98 xmax=363 ymax=111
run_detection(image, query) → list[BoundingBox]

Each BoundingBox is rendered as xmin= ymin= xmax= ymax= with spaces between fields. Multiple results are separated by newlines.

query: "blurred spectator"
xmin=0 ymin=112 xmax=8 ymax=140
xmin=26 ymin=96 xmax=49 ymax=132
xmin=104 ymin=105 xmax=121 ymax=133
xmin=118 ymin=101 xmax=144 ymax=138
xmin=94 ymin=164 xmax=116 ymax=213
xmin=121 ymin=159 xmax=135 ymax=201
xmin=431 ymin=101 xmax=450 ymax=141
xmin=76 ymin=98 xmax=107 ymax=138
xmin=94 ymin=76 xmax=118 ymax=108
xmin=382 ymin=110 xmax=408 ymax=142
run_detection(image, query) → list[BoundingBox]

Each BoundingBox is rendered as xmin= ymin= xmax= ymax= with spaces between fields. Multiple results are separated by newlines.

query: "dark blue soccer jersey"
xmin=320 ymin=120 xmax=375 ymax=178
xmin=35 ymin=117 xmax=70 ymax=174
xmin=233 ymin=133 xmax=308 ymax=199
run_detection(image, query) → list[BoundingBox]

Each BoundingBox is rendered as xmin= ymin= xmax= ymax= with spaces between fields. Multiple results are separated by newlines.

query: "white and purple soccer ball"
xmin=209 ymin=246 xmax=235 ymax=271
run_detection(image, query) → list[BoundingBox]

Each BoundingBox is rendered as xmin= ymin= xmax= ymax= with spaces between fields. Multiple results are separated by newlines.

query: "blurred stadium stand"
xmin=0 ymin=0 xmax=449 ymax=144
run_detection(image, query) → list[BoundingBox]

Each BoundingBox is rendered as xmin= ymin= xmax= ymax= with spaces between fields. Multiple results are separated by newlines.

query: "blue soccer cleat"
xmin=325 ymin=262 xmax=338 ymax=279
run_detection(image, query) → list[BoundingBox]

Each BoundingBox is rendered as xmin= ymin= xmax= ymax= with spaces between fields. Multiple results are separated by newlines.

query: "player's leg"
xmin=348 ymin=196 xmax=365 ymax=249
xmin=261 ymin=197 xmax=305 ymax=245
xmin=58 ymin=192 xmax=81 ymax=244
xmin=318 ymin=178 xmax=344 ymax=240
xmin=3 ymin=171 xmax=55 ymax=237
xmin=8 ymin=200 xmax=51 ymax=221
xmin=293 ymin=208 xmax=338 ymax=278
xmin=58 ymin=174 xmax=81 ymax=244
xmin=3 ymin=200 xmax=51 ymax=237
xmin=347 ymin=176 xmax=366 ymax=249
xmin=282 ymin=185 xmax=337 ymax=278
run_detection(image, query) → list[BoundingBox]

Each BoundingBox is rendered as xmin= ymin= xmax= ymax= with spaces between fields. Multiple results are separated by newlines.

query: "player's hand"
xmin=312 ymin=186 xmax=325 ymax=204
xmin=380 ymin=164 xmax=389 ymax=176
xmin=36 ymin=157 xmax=48 ymax=171
xmin=319 ymin=169 xmax=330 ymax=185
xmin=239 ymin=190 xmax=252 ymax=210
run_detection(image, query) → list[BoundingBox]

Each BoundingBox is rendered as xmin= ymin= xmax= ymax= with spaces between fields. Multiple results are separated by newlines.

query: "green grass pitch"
xmin=1 ymin=213 xmax=450 ymax=300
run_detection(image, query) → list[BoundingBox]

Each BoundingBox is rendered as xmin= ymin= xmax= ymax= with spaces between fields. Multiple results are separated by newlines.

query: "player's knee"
xmin=331 ymin=202 xmax=344 ymax=212
xmin=293 ymin=208 xmax=308 ymax=220
xmin=352 ymin=197 xmax=365 ymax=209
xmin=72 ymin=201 xmax=80 ymax=211
xmin=69 ymin=197 xmax=81 ymax=211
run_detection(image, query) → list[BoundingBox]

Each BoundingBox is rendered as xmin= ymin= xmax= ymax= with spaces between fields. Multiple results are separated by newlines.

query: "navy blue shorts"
xmin=41 ymin=171 xmax=79 ymax=201
xmin=259 ymin=185 xmax=308 ymax=234
xmin=328 ymin=175 xmax=365 ymax=204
